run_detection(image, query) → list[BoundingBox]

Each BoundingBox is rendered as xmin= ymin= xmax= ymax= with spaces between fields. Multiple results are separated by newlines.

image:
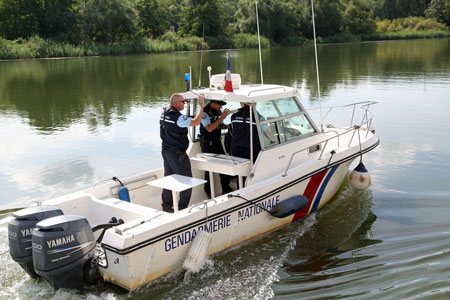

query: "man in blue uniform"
xmin=231 ymin=103 xmax=276 ymax=163
xmin=160 ymin=93 xmax=205 ymax=212
xmin=199 ymin=100 xmax=232 ymax=196
xmin=230 ymin=103 xmax=262 ymax=162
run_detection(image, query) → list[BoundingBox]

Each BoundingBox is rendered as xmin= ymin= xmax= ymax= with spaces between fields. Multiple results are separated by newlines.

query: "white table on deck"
xmin=147 ymin=174 xmax=206 ymax=212
xmin=190 ymin=153 xmax=251 ymax=198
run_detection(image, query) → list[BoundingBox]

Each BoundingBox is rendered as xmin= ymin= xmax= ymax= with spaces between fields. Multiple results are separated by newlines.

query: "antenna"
xmin=189 ymin=66 xmax=192 ymax=91
xmin=207 ymin=66 xmax=212 ymax=89
xmin=255 ymin=0 xmax=263 ymax=85
xmin=311 ymin=0 xmax=323 ymax=132
xmin=198 ymin=24 xmax=205 ymax=88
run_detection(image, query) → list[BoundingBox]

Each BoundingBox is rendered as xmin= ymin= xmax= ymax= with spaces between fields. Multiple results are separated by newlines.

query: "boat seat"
xmin=190 ymin=153 xmax=251 ymax=197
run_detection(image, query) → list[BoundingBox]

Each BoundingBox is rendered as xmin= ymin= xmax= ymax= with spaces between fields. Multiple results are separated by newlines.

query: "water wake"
xmin=131 ymin=215 xmax=317 ymax=300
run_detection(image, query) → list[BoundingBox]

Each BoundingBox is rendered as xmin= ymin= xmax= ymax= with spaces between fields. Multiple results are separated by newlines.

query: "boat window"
xmin=256 ymin=101 xmax=280 ymax=119
xmin=262 ymin=121 xmax=281 ymax=148
xmin=279 ymin=115 xmax=315 ymax=141
xmin=258 ymin=97 xmax=317 ymax=149
xmin=274 ymin=97 xmax=303 ymax=115
xmin=256 ymin=97 xmax=302 ymax=120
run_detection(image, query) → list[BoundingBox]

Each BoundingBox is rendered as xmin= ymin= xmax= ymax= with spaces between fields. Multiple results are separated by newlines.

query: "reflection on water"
xmin=1 ymin=39 xmax=448 ymax=133
xmin=273 ymin=185 xmax=381 ymax=298
xmin=0 ymin=38 xmax=450 ymax=299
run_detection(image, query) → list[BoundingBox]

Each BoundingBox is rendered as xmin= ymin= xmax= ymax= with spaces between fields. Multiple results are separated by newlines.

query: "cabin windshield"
xmin=256 ymin=97 xmax=317 ymax=148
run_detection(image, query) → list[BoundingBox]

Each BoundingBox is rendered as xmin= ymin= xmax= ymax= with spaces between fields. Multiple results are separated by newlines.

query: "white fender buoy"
xmin=182 ymin=230 xmax=211 ymax=272
xmin=349 ymin=161 xmax=371 ymax=190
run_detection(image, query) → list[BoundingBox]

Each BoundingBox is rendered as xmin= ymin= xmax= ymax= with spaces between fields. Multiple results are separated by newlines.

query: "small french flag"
xmin=224 ymin=55 xmax=233 ymax=93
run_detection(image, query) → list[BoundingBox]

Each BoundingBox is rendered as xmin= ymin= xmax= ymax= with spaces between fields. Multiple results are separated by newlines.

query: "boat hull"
xmin=99 ymin=160 xmax=352 ymax=290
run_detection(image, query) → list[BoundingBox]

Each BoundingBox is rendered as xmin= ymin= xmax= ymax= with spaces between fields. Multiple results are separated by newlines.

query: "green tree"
xmin=425 ymin=0 xmax=450 ymax=26
xmin=137 ymin=0 xmax=168 ymax=38
xmin=74 ymin=0 xmax=99 ymax=41
xmin=75 ymin=0 xmax=138 ymax=43
xmin=404 ymin=0 xmax=431 ymax=17
xmin=343 ymin=0 xmax=376 ymax=34
xmin=222 ymin=0 xmax=239 ymax=34
xmin=379 ymin=0 xmax=431 ymax=19
xmin=179 ymin=0 xmax=224 ymax=37
xmin=0 ymin=0 xmax=40 ymax=39
xmin=382 ymin=0 xmax=402 ymax=19
xmin=299 ymin=0 xmax=345 ymax=38
xmin=157 ymin=0 xmax=182 ymax=32
xmin=235 ymin=0 xmax=300 ymax=42
xmin=234 ymin=0 xmax=256 ymax=34
xmin=38 ymin=0 xmax=77 ymax=41
xmin=371 ymin=0 xmax=384 ymax=18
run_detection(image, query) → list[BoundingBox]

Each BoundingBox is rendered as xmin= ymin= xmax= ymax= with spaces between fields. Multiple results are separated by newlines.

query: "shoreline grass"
xmin=1 ymin=31 xmax=448 ymax=60
xmin=0 ymin=33 xmax=270 ymax=60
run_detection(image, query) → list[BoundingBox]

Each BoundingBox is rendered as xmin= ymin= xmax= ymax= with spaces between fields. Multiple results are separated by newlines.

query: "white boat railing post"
xmin=198 ymin=25 xmax=204 ymax=88
xmin=319 ymin=140 xmax=328 ymax=160
xmin=255 ymin=0 xmax=263 ymax=85
xmin=311 ymin=0 xmax=323 ymax=133
xmin=351 ymin=104 xmax=356 ymax=127
xmin=207 ymin=66 xmax=212 ymax=89
xmin=366 ymin=116 xmax=373 ymax=138
xmin=348 ymin=126 xmax=358 ymax=147
xmin=189 ymin=66 xmax=192 ymax=91
xmin=250 ymin=103 xmax=254 ymax=169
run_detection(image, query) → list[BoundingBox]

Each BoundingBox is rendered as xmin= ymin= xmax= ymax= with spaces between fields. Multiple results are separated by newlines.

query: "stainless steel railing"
xmin=316 ymin=101 xmax=377 ymax=130
xmin=247 ymin=86 xmax=287 ymax=96
xmin=281 ymin=101 xmax=377 ymax=177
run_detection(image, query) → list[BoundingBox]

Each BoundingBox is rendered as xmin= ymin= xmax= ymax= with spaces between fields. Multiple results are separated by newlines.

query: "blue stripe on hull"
xmin=310 ymin=165 xmax=339 ymax=212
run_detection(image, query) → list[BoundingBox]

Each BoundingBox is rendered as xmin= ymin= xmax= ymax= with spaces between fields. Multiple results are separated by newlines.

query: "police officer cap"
xmin=210 ymin=100 xmax=227 ymax=106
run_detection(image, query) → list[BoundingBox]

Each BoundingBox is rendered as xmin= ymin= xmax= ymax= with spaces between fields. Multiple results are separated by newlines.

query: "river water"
xmin=1 ymin=38 xmax=449 ymax=299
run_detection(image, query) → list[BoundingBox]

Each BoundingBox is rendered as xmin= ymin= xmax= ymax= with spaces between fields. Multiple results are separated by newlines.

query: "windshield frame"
xmin=256 ymin=96 xmax=319 ymax=150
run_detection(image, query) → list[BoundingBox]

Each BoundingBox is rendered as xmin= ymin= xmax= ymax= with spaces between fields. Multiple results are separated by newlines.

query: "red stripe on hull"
xmin=292 ymin=170 xmax=328 ymax=222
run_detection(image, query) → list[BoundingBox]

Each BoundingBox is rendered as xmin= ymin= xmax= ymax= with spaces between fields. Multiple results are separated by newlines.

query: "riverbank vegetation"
xmin=0 ymin=0 xmax=449 ymax=59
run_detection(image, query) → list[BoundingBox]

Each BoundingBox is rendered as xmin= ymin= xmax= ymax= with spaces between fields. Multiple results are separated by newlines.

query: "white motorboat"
xmin=8 ymin=73 xmax=379 ymax=291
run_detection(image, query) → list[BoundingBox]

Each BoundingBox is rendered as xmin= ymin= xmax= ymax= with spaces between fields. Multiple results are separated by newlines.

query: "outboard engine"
xmin=8 ymin=205 xmax=64 ymax=278
xmin=32 ymin=215 xmax=97 ymax=290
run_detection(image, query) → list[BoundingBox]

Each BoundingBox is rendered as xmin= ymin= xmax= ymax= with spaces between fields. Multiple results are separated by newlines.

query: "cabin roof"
xmin=182 ymin=84 xmax=299 ymax=103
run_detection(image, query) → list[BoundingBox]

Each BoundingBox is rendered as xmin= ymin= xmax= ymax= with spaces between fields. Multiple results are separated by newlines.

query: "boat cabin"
xmin=186 ymin=85 xmax=319 ymax=152
xmin=181 ymin=79 xmax=322 ymax=194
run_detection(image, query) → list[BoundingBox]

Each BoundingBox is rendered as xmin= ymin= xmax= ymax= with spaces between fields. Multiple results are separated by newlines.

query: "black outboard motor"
xmin=32 ymin=215 xmax=97 ymax=290
xmin=8 ymin=205 xmax=64 ymax=278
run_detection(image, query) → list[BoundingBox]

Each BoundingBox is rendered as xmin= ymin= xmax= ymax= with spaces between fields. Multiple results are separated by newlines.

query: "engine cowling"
xmin=32 ymin=215 xmax=96 ymax=290
xmin=8 ymin=205 xmax=63 ymax=278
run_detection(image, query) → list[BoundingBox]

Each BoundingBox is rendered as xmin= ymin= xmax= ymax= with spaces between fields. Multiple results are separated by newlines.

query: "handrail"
xmin=281 ymin=102 xmax=377 ymax=177
xmin=188 ymin=198 xmax=218 ymax=213
xmin=308 ymin=101 xmax=377 ymax=111
xmin=114 ymin=213 xmax=166 ymax=235
xmin=282 ymin=126 xmax=354 ymax=177
xmin=308 ymin=101 xmax=377 ymax=125
xmin=247 ymin=86 xmax=286 ymax=96
xmin=324 ymin=129 xmax=340 ymax=148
